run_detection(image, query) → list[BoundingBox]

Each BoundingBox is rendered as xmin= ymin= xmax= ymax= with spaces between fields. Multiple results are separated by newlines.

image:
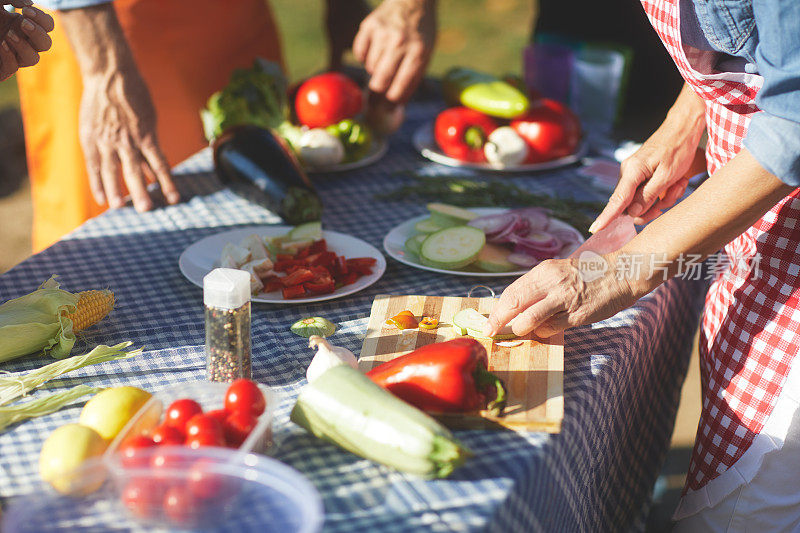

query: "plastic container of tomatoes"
xmin=3 ymin=447 xmax=324 ymax=532
xmin=106 ymin=379 xmax=276 ymax=458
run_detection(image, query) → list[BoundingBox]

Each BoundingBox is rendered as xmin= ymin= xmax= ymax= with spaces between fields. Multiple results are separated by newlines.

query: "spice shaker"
xmin=204 ymin=268 xmax=252 ymax=382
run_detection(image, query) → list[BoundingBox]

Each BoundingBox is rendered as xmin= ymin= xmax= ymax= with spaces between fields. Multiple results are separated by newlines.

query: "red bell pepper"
xmin=366 ymin=338 xmax=506 ymax=415
xmin=434 ymin=107 xmax=498 ymax=163
xmin=509 ymin=98 xmax=581 ymax=163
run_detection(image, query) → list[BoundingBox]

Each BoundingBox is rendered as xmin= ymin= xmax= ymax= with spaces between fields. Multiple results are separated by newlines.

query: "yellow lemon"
xmin=79 ymin=386 xmax=151 ymax=442
xmin=39 ymin=423 xmax=107 ymax=495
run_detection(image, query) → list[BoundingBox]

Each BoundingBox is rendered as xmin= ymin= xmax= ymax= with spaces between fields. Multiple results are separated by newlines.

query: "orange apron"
xmin=16 ymin=0 xmax=284 ymax=251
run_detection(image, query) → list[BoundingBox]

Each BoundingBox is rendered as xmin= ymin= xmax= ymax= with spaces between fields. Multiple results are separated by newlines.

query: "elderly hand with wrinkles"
xmin=0 ymin=1 xmax=54 ymax=81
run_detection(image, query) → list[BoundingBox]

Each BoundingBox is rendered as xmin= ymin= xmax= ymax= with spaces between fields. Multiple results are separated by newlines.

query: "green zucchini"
xmin=414 ymin=218 xmax=443 ymax=234
xmin=290 ymin=365 xmax=471 ymax=478
xmin=453 ymin=308 xmax=517 ymax=340
xmin=404 ymin=234 xmax=428 ymax=256
xmin=419 ymin=226 xmax=485 ymax=270
xmin=427 ymin=203 xmax=478 ymax=228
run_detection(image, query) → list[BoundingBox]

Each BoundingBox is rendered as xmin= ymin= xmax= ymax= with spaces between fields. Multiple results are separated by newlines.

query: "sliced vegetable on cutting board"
xmin=386 ymin=310 xmax=419 ymax=330
xmin=453 ymin=308 xmax=517 ymax=340
xmin=291 ymin=364 xmax=471 ymax=478
xmin=361 ymin=294 xmax=564 ymax=432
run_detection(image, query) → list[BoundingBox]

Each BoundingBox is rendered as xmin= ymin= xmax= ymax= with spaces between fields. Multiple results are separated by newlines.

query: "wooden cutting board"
xmin=359 ymin=294 xmax=563 ymax=433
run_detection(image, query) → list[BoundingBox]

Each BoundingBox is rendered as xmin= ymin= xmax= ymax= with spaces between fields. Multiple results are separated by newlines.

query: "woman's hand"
xmin=352 ymin=0 xmax=436 ymax=104
xmin=484 ymin=254 xmax=640 ymax=339
xmin=0 ymin=3 xmax=54 ymax=81
xmin=60 ymin=4 xmax=179 ymax=212
xmin=590 ymin=84 xmax=706 ymax=233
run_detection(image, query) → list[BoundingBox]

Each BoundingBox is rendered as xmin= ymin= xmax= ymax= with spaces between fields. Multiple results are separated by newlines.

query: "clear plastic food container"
xmin=3 ymin=447 xmax=324 ymax=532
xmin=106 ymin=380 xmax=276 ymax=457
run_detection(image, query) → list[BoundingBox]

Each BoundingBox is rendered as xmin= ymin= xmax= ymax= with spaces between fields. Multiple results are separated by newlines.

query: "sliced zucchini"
xmin=287 ymin=221 xmax=322 ymax=241
xmin=414 ymin=218 xmax=444 ymax=234
xmin=404 ymin=234 xmax=428 ymax=256
xmin=419 ymin=226 xmax=485 ymax=270
xmin=427 ymin=203 xmax=479 ymax=228
xmin=453 ymin=308 xmax=517 ymax=340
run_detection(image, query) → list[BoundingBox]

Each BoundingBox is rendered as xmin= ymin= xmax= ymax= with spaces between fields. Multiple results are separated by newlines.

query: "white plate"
xmin=180 ymin=226 xmax=386 ymax=304
xmin=382 ymin=207 xmax=585 ymax=277
xmin=305 ymin=138 xmax=388 ymax=173
xmin=412 ymin=121 xmax=588 ymax=172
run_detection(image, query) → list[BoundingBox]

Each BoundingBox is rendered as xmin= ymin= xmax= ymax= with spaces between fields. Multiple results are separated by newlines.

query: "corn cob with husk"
xmin=0 ymin=278 xmax=115 ymax=362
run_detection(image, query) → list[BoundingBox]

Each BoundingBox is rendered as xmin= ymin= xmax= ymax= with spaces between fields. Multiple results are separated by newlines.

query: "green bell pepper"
xmin=442 ymin=67 xmax=530 ymax=119
xmin=326 ymin=119 xmax=372 ymax=162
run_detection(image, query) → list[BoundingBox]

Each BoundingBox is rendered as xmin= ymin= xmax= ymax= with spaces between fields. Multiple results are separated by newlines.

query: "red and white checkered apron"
xmin=641 ymin=0 xmax=800 ymax=497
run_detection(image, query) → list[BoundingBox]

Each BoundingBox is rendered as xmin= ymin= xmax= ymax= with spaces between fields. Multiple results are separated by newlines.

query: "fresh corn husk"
xmin=0 ymin=342 xmax=140 ymax=406
xmin=0 ymin=277 xmax=114 ymax=363
xmin=0 ymin=385 xmax=102 ymax=432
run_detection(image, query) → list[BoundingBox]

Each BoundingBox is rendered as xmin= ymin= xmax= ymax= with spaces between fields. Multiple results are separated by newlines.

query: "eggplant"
xmin=213 ymin=125 xmax=323 ymax=225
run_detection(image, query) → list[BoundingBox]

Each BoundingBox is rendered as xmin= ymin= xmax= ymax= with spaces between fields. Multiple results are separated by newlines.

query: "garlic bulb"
xmin=484 ymin=126 xmax=529 ymax=168
xmin=306 ymin=335 xmax=358 ymax=383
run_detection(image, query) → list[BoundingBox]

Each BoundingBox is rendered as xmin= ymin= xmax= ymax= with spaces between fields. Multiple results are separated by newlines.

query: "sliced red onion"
xmin=467 ymin=212 xmax=518 ymax=236
xmin=549 ymin=227 xmax=582 ymax=245
xmin=510 ymin=233 xmax=562 ymax=258
xmin=510 ymin=207 xmax=550 ymax=233
xmin=487 ymin=215 xmax=526 ymax=243
xmin=507 ymin=252 xmax=541 ymax=267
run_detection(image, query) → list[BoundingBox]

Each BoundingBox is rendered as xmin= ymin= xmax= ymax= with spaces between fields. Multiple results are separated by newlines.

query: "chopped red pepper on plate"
xmin=366 ymin=337 xmax=506 ymax=415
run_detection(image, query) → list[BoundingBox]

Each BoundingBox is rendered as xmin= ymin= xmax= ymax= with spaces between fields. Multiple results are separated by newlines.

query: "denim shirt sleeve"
xmin=35 ymin=0 xmax=110 ymax=10
xmin=743 ymin=0 xmax=800 ymax=186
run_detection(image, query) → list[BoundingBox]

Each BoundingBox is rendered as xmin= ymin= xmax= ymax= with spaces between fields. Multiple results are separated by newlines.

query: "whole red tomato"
xmin=164 ymin=399 xmax=203 ymax=433
xmin=188 ymin=458 xmax=241 ymax=500
xmin=150 ymin=424 xmax=185 ymax=446
xmin=185 ymin=414 xmax=225 ymax=449
xmin=510 ymin=98 xmax=581 ymax=163
xmin=163 ymin=485 xmax=200 ymax=527
xmin=121 ymin=478 xmax=162 ymax=519
xmin=224 ymin=379 xmax=266 ymax=417
xmin=295 ymin=72 xmax=363 ymax=128
xmin=118 ymin=434 xmax=156 ymax=468
xmin=223 ymin=410 xmax=259 ymax=447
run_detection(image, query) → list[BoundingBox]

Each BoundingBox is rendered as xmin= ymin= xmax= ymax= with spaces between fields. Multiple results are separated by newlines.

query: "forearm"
xmin=58 ymin=3 xmax=135 ymax=79
xmin=617 ymin=148 xmax=794 ymax=296
xmin=662 ymin=82 xmax=706 ymax=142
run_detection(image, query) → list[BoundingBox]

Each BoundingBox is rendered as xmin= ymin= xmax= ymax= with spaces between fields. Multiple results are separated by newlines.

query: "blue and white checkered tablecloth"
xmin=0 ymin=104 xmax=706 ymax=532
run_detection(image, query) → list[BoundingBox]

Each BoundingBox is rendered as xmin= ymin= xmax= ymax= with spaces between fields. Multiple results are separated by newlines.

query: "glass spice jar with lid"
xmin=203 ymin=268 xmax=252 ymax=382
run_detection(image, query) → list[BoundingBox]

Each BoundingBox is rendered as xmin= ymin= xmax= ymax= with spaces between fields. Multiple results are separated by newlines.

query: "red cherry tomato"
xmin=188 ymin=458 xmax=241 ymax=500
xmin=223 ymin=410 xmax=259 ymax=448
xmin=118 ymin=434 xmax=156 ymax=468
xmin=163 ymin=485 xmax=200 ymax=527
xmin=224 ymin=379 xmax=266 ymax=417
xmin=185 ymin=414 xmax=225 ymax=449
xmin=121 ymin=478 xmax=161 ymax=519
xmin=295 ymin=72 xmax=363 ymax=128
xmin=151 ymin=424 xmax=184 ymax=446
xmin=510 ymin=98 xmax=581 ymax=163
xmin=205 ymin=408 xmax=228 ymax=426
xmin=164 ymin=399 xmax=203 ymax=432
